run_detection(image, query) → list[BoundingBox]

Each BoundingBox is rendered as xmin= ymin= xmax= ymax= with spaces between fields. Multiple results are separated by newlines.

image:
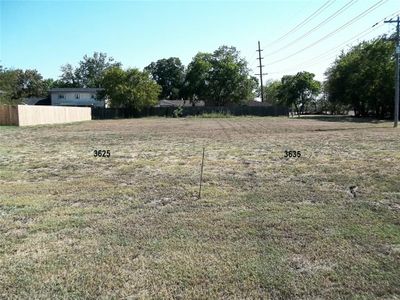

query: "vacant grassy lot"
xmin=0 ymin=116 xmax=399 ymax=299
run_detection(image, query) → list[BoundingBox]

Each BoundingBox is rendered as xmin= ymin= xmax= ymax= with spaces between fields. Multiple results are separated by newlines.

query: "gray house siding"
xmin=49 ymin=88 xmax=105 ymax=107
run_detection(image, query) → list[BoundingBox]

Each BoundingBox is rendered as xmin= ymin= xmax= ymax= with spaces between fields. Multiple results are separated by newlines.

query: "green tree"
xmin=325 ymin=36 xmax=395 ymax=117
xmin=0 ymin=67 xmax=49 ymax=104
xmin=55 ymin=64 xmax=80 ymax=88
xmin=0 ymin=68 xmax=19 ymax=104
xmin=144 ymin=57 xmax=185 ymax=99
xmin=18 ymin=69 xmax=49 ymax=98
xmin=43 ymin=78 xmax=55 ymax=91
xmin=184 ymin=46 xmax=257 ymax=106
xmin=182 ymin=52 xmax=213 ymax=105
xmin=57 ymin=52 xmax=121 ymax=88
xmin=277 ymin=71 xmax=321 ymax=115
xmin=263 ymin=80 xmax=282 ymax=104
xmin=101 ymin=67 xmax=161 ymax=110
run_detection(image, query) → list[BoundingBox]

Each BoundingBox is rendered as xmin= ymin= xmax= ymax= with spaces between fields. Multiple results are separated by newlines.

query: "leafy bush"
xmin=101 ymin=67 xmax=161 ymax=110
xmin=198 ymin=111 xmax=232 ymax=118
xmin=172 ymin=106 xmax=183 ymax=118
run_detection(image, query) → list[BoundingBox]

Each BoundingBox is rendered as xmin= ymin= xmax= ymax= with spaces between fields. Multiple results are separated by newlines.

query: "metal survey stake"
xmin=198 ymin=147 xmax=205 ymax=199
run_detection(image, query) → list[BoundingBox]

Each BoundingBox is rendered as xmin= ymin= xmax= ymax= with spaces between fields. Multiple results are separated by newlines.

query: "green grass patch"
xmin=0 ymin=117 xmax=399 ymax=298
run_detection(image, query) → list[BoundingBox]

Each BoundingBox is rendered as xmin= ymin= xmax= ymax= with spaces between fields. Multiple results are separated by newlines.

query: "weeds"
xmin=198 ymin=111 xmax=232 ymax=118
xmin=0 ymin=117 xmax=399 ymax=298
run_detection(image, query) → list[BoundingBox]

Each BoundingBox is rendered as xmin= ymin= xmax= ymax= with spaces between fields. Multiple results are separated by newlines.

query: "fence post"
xmin=198 ymin=147 xmax=205 ymax=199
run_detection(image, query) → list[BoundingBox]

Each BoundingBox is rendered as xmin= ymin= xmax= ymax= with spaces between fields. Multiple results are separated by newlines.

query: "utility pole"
xmin=385 ymin=16 xmax=400 ymax=127
xmin=256 ymin=41 xmax=267 ymax=102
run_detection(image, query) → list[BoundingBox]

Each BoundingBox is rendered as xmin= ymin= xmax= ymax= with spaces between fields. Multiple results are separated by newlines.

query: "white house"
xmin=49 ymin=88 xmax=105 ymax=107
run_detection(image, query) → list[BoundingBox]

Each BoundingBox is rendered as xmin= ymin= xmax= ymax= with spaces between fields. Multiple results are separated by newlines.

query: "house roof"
xmin=157 ymin=99 xmax=205 ymax=107
xmin=49 ymin=88 xmax=104 ymax=93
xmin=247 ymin=100 xmax=272 ymax=107
xmin=23 ymin=97 xmax=49 ymax=105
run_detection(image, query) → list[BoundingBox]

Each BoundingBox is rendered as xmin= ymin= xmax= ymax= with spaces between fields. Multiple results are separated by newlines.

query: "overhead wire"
xmin=246 ymin=50 xmax=259 ymax=74
xmin=267 ymin=26 xmax=381 ymax=75
xmin=267 ymin=9 xmax=400 ymax=76
xmin=266 ymin=0 xmax=358 ymax=57
xmin=272 ymin=24 xmax=383 ymax=74
xmin=266 ymin=0 xmax=336 ymax=46
xmin=302 ymin=10 xmax=399 ymax=69
xmin=266 ymin=0 xmax=389 ymax=66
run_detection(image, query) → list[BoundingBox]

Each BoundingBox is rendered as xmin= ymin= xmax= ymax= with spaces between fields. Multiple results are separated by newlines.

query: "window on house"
xmin=58 ymin=94 xmax=65 ymax=99
xmin=75 ymin=94 xmax=80 ymax=99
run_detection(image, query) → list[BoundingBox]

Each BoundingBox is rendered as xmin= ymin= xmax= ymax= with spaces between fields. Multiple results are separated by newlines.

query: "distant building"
xmin=23 ymin=97 xmax=50 ymax=106
xmin=247 ymin=100 xmax=272 ymax=107
xmin=156 ymin=99 xmax=205 ymax=107
xmin=156 ymin=99 xmax=272 ymax=107
xmin=49 ymin=88 xmax=105 ymax=107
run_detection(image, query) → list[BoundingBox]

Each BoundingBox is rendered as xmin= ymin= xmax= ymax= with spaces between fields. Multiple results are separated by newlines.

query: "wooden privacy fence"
xmin=92 ymin=105 xmax=289 ymax=119
xmin=0 ymin=105 xmax=91 ymax=126
xmin=0 ymin=105 xmax=19 ymax=125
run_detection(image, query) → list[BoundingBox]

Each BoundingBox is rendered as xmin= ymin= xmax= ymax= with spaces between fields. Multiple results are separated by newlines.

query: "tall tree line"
xmin=1 ymin=47 xmax=257 ymax=109
xmin=324 ymin=36 xmax=395 ymax=118
xmin=1 ymin=36 xmax=396 ymax=116
xmin=0 ymin=67 xmax=53 ymax=104
xmin=145 ymin=46 xmax=257 ymax=106
xmin=265 ymin=35 xmax=396 ymax=118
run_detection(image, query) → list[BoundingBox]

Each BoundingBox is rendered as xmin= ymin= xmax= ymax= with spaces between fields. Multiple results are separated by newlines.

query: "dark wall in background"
xmin=92 ymin=105 xmax=289 ymax=119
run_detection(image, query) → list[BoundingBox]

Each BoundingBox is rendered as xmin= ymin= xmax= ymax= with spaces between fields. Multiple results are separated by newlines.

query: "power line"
xmin=266 ymin=0 xmax=336 ymax=46
xmin=267 ymin=0 xmax=388 ymax=66
xmin=273 ymin=23 xmax=384 ymax=74
xmin=268 ymin=25 xmax=382 ymax=75
xmin=267 ymin=0 xmax=389 ymax=66
xmin=299 ymin=10 xmax=400 ymax=66
xmin=248 ymin=51 xmax=258 ymax=72
xmin=267 ymin=10 xmax=400 ymax=76
xmin=266 ymin=0 xmax=358 ymax=57
xmin=267 ymin=52 xmax=339 ymax=76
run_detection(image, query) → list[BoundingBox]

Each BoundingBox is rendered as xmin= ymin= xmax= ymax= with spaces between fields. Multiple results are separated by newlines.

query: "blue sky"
xmin=0 ymin=0 xmax=398 ymax=83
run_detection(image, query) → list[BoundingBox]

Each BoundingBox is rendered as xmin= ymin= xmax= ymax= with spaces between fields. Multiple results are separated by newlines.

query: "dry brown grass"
xmin=0 ymin=116 xmax=399 ymax=299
